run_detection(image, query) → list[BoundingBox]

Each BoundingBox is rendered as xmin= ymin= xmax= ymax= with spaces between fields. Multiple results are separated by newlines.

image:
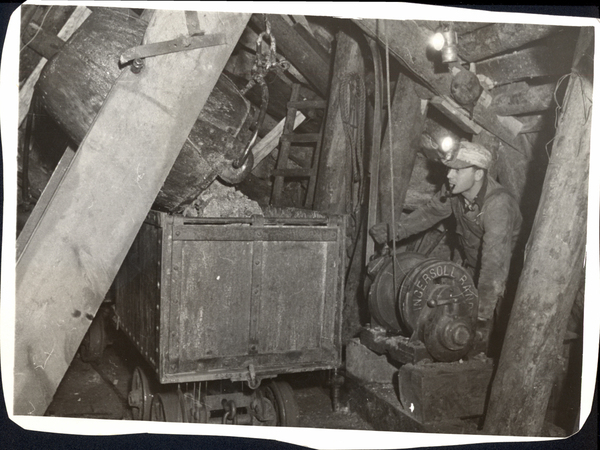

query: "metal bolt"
xmin=131 ymin=58 xmax=145 ymax=74
xmin=176 ymin=231 xmax=180 ymax=236
xmin=174 ymin=265 xmax=179 ymax=271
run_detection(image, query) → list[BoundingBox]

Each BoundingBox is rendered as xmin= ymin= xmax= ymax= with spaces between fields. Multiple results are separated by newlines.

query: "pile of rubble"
xmin=182 ymin=180 xmax=263 ymax=218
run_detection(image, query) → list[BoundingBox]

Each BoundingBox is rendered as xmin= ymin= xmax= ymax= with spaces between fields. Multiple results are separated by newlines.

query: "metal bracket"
xmin=119 ymin=33 xmax=227 ymax=65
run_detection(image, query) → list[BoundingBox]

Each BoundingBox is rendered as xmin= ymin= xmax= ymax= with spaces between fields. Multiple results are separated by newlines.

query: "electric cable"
xmin=384 ymin=21 xmax=398 ymax=301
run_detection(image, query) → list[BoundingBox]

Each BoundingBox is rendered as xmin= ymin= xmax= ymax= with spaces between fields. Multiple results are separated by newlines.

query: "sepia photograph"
xmin=1 ymin=2 xmax=598 ymax=449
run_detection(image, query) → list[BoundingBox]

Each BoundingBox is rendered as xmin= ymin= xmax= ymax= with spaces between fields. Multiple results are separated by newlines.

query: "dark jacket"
xmin=396 ymin=176 xmax=522 ymax=320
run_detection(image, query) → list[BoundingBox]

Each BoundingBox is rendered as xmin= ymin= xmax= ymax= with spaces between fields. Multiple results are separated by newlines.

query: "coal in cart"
xmin=107 ymin=210 xmax=345 ymax=425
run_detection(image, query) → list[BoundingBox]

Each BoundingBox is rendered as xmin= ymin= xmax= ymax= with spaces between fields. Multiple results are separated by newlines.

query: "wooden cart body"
xmin=114 ymin=211 xmax=345 ymax=385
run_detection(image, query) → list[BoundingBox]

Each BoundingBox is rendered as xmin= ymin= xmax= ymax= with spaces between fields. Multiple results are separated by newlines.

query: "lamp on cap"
xmin=443 ymin=141 xmax=492 ymax=170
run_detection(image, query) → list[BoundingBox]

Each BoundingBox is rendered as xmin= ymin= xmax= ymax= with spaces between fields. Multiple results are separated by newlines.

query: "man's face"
xmin=447 ymin=166 xmax=477 ymax=196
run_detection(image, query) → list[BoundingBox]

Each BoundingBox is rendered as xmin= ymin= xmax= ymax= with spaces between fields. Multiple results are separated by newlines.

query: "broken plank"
xmin=251 ymin=112 xmax=306 ymax=168
xmin=458 ymin=23 xmax=561 ymax=62
xmin=13 ymin=10 xmax=250 ymax=416
xmin=491 ymin=82 xmax=557 ymax=116
xmin=475 ymin=44 xmax=572 ymax=86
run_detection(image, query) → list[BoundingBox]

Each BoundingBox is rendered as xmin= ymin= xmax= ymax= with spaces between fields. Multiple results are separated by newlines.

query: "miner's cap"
xmin=444 ymin=141 xmax=492 ymax=170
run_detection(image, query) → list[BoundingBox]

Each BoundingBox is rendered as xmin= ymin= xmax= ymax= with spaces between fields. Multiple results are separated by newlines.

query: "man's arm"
xmin=477 ymin=194 xmax=521 ymax=321
xmin=395 ymin=189 xmax=453 ymax=240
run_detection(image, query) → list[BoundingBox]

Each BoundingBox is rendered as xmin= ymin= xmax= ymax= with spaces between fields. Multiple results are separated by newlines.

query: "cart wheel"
xmin=150 ymin=391 xmax=186 ymax=422
xmin=260 ymin=380 xmax=299 ymax=427
xmin=79 ymin=313 xmax=106 ymax=363
xmin=129 ymin=366 xmax=153 ymax=421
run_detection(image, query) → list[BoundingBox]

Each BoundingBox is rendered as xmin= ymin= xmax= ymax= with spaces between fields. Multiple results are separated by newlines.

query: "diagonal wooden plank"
xmin=475 ymin=44 xmax=573 ymax=86
xmin=13 ymin=9 xmax=250 ymax=416
xmin=251 ymin=111 xmax=306 ymax=168
xmin=457 ymin=23 xmax=561 ymax=62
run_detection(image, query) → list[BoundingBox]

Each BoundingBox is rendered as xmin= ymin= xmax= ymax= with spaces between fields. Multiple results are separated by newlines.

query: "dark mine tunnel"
xmin=3 ymin=3 xmax=598 ymax=450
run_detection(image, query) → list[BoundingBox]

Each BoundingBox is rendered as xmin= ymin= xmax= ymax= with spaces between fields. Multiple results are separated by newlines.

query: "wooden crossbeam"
xmin=491 ymin=82 xmax=557 ymax=116
xmin=475 ymin=44 xmax=572 ymax=86
xmin=251 ymin=111 xmax=306 ymax=169
xmin=457 ymin=23 xmax=561 ymax=62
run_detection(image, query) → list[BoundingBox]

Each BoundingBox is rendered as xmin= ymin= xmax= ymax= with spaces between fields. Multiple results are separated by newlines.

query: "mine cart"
xmin=108 ymin=210 xmax=346 ymax=425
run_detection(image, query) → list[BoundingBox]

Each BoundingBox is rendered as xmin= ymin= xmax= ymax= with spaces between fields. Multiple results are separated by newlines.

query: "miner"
xmin=370 ymin=140 xmax=522 ymax=350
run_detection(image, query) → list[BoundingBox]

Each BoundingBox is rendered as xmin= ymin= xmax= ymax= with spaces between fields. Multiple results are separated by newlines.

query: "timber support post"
xmin=483 ymin=27 xmax=593 ymax=436
xmin=378 ymin=71 xmax=428 ymax=225
xmin=313 ymin=29 xmax=364 ymax=214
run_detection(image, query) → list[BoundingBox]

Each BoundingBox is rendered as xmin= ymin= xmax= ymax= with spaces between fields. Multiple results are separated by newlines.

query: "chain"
xmin=241 ymin=16 xmax=290 ymax=96
xmin=234 ymin=16 xmax=290 ymax=170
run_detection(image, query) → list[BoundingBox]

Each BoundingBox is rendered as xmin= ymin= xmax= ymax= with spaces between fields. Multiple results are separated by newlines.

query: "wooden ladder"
xmin=270 ymin=83 xmax=326 ymax=208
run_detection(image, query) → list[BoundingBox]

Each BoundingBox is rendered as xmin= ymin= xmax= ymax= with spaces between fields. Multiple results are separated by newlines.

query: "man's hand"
xmin=369 ymin=222 xmax=391 ymax=245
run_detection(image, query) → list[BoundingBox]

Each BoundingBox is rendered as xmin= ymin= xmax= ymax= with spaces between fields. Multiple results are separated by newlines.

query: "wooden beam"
xmin=314 ymin=29 xmax=364 ymax=214
xmin=251 ymin=14 xmax=331 ymax=96
xmin=484 ymin=27 xmax=592 ymax=436
xmin=13 ymin=10 xmax=250 ymax=416
xmin=475 ymin=44 xmax=572 ymax=86
xmin=251 ymin=112 xmax=306 ymax=168
xmin=491 ymin=82 xmax=557 ymax=116
xmin=430 ymin=96 xmax=483 ymax=134
xmin=378 ymin=72 xmax=428 ymax=226
xmin=16 ymin=147 xmax=76 ymax=260
xmin=472 ymin=100 xmax=525 ymax=150
xmin=457 ymin=23 xmax=561 ymax=62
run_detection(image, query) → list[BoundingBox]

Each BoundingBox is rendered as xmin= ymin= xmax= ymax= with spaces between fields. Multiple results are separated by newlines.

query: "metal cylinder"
xmin=366 ymin=251 xmax=479 ymax=361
